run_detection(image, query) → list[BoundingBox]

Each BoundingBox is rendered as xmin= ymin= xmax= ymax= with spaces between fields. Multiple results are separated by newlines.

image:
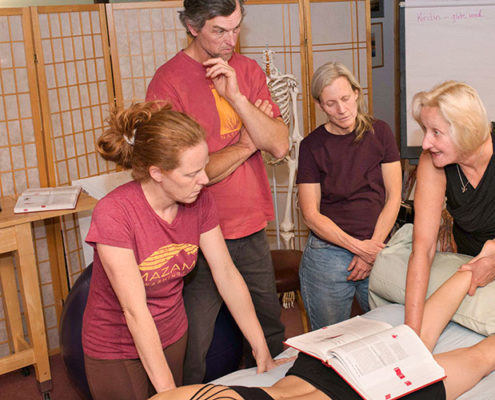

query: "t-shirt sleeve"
xmin=85 ymin=197 xmax=134 ymax=250
xmin=296 ymin=137 xmax=320 ymax=184
xmin=378 ymin=121 xmax=401 ymax=163
xmin=198 ymin=190 xmax=220 ymax=234
xmin=145 ymin=68 xmax=183 ymax=112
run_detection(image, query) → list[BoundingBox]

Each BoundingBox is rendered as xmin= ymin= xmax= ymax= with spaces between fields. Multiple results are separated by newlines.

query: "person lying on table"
xmin=150 ymin=269 xmax=495 ymax=400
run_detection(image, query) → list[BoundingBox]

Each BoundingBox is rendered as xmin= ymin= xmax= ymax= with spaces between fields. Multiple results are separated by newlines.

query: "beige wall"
xmin=0 ymin=0 xmax=93 ymax=7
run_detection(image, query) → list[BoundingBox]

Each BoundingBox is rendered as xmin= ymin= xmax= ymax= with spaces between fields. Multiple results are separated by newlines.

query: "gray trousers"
xmin=183 ymin=229 xmax=285 ymax=384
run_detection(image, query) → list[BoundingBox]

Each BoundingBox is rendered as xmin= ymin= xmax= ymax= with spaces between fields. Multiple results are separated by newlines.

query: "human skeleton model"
xmin=263 ymin=49 xmax=303 ymax=250
xmin=263 ymin=49 xmax=303 ymax=307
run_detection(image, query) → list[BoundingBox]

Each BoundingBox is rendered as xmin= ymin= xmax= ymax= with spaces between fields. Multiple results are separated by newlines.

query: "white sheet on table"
xmin=213 ymin=304 xmax=494 ymax=400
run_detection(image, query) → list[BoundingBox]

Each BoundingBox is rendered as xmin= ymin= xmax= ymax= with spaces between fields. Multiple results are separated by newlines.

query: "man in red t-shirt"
xmin=146 ymin=0 xmax=288 ymax=384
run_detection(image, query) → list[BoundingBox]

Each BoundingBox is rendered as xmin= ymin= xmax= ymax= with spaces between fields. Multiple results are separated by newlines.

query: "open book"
xmin=284 ymin=316 xmax=445 ymax=400
xmin=14 ymin=186 xmax=81 ymax=213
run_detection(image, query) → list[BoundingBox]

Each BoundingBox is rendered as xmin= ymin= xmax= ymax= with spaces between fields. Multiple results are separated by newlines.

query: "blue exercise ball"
xmin=59 ymin=264 xmax=93 ymax=400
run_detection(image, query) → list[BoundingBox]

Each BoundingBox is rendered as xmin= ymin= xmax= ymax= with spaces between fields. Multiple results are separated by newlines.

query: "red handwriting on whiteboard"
xmin=417 ymin=9 xmax=483 ymax=24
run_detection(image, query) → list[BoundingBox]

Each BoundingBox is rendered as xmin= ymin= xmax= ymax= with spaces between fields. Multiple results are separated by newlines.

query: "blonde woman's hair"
xmin=412 ymin=81 xmax=490 ymax=155
xmin=311 ymin=61 xmax=374 ymax=142
xmin=97 ymin=102 xmax=206 ymax=181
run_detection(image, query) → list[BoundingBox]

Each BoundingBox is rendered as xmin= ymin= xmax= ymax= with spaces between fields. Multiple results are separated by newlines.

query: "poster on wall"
xmin=371 ymin=0 xmax=384 ymax=18
xmin=371 ymin=22 xmax=384 ymax=68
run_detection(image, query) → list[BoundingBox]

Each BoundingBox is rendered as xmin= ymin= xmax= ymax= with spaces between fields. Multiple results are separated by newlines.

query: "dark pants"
xmin=183 ymin=229 xmax=285 ymax=384
xmin=84 ymin=331 xmax=187 ymax=400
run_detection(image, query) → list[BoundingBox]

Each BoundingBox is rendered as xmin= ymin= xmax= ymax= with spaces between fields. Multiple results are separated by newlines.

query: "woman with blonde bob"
xmin=405 ymin=81 xmax=495 ymax=335
xmin=82 ymin=102 xmax=285 ymax=400
xmin=296 ymin=61 xmax=402 ymax=329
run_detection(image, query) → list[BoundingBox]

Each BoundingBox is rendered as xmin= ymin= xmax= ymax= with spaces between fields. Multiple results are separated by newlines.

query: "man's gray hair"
xmin=179 ymin=0 xmax=245 ymax=35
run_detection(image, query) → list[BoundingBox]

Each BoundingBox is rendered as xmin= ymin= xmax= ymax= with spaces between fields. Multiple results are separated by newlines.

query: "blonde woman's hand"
xmin=459 ymin=239 xmax=495 ymax=295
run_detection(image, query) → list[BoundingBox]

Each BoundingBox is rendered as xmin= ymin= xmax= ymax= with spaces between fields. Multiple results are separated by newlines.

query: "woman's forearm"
xmin=405 ymin=249 xmax=435 ymax=334
xmin=372 ymin=160 xmax=402 ymax=243
xmin=303 ymin=211 xmax=384 ymax=264
xmin=97 ymin=244 xmax=177 ymax=393
xmin=298 ymin=184 xmax=384 ymax=263
xmin=404 ymin=151 xmax=446 ymax=334
xmin=303 ymin=210 xmax=358 ymax=251
xmin=371 ymin=196 xmax=401 ymax=243
xmin=125 ymin=309 xmax=176 ymax=393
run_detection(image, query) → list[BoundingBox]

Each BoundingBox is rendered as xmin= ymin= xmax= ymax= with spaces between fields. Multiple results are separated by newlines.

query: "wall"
xmin=371 ymin=0 xmax=397 ymax=135
xmin=0 ymin=0 xmax=93 ymax=7
xmin=0 ymin=1 xmax=372 ymax=355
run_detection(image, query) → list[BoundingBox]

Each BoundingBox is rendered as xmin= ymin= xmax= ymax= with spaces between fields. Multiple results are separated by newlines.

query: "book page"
xmin=329 ymin=325 xmax=445 ymax=400
xmin=284 ymin=316 xmax=391 ymax=361
xmin=15 ymin=193 xmax=50 ymax=210
xmin=14 ymin=186 xmax=81 ymax=213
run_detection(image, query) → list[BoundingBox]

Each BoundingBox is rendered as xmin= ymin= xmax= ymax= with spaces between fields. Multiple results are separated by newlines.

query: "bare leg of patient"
xmin=419 ymin=270 xmax=472 ymax=351
xmin=420 ymin=270 xmax=495 ymax=400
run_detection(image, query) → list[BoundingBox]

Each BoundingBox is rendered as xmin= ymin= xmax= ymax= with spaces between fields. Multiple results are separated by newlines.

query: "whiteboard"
xmin=400 ymin=0 xmax=495 ymax=158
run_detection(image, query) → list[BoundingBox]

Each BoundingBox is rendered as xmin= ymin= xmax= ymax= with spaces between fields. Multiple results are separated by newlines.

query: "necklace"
xmin=456 ymin=164 xmax=469 ymax=193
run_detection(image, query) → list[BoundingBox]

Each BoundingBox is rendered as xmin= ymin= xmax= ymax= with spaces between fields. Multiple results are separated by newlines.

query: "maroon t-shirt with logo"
xmin=296 ymin=120 xmax=400 ymax=240
xmin=82 ymin=181 xmax=218 ymax=359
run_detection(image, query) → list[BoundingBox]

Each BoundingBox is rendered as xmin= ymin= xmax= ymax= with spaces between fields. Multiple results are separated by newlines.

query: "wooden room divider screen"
xmin=0 ymin=0 xmax=371 ymax=354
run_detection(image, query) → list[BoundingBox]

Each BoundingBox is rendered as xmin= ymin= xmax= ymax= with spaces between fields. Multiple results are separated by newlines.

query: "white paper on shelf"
xmin=72 ymin=171 xmax=133 ymax=266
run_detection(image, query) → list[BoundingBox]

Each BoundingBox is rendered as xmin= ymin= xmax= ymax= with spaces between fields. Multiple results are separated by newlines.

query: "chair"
xmin=270 ymin=249 xmax=310 ymax=333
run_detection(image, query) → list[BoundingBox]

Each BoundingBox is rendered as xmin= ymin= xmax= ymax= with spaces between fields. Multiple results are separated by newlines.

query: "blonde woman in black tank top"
xmin=406 ymin=81 xmax=495 ymax=337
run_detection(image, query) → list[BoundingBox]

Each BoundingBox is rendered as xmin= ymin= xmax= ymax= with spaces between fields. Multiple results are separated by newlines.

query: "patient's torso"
xmin=176 ymin=380 xmax=330 ymax=400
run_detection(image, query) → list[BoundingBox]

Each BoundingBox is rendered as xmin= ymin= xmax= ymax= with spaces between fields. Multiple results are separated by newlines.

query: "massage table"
xmin=213 ymin=304 xmax=495 ymax=399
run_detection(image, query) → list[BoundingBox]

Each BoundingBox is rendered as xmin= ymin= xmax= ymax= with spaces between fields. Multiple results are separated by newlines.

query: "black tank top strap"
xmin=229 ymin=386 xmax=274 ymax=400
xmin=189 ymin=384 xmax=274 ymax=400
xmin=190 ymin=384 xmax=237 ymax=400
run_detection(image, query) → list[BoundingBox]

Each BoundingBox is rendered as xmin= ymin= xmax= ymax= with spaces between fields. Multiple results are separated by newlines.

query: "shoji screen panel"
xmin=241 ymin=1 xmax=308 ymax=250
xmin=32 ymin=5 xmax=116 ymax=186
xmin=0 ymin=8 xmax=46 ymax=197
xmin=106 ymin=1 xmax=186 ymax=107
xmin=307 ymin=0 xmax=370 ymax=129
xmin=30 ymin=5 xmax=116 ymax=324
xmin=0 ymin=7 xmax=49 ymax=358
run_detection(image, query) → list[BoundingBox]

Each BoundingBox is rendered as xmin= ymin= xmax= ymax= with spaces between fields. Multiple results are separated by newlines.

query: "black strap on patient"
xmin=229 ymin=386 xmax=274 ymax=400
xmin=189 ymin=384 xmax=274 ymax=400
xmin=190 ymin=384 xmax=237 ymax=400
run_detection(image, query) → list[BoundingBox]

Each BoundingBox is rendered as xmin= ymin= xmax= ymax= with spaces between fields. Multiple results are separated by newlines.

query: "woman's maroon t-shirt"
xmin=296 ymin=120 xmax=400 ymax=240
xmin=82 ymin=181 xmax=218 ymax=359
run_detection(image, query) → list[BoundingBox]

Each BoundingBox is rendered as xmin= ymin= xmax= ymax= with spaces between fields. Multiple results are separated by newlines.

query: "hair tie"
xmin=124 ymin=128 xmax=136 ymax=146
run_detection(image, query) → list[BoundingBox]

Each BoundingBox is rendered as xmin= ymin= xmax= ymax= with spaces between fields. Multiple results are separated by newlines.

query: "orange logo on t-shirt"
xmin=139 ymin=243 xmax=198 ymax=286
xmin=211 ymin=86 xmax=242 ymax=138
